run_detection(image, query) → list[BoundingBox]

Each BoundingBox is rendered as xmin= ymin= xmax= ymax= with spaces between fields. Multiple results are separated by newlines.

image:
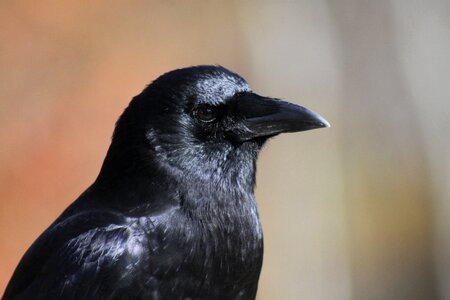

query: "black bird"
xmin=3 ymin=65 xmax=329 ymax=300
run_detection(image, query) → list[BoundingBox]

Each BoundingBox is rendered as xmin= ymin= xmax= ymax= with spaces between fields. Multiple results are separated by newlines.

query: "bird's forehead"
xmin=194 ymin=74 xmax=251 ymax=105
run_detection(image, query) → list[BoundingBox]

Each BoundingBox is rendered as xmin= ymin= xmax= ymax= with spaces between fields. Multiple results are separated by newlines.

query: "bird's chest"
xmin=139 ymin=202 xmax=263 ymax=298
xmin=197 ymin=205 xmax=263 ymax=272
xmin=185 ymin=203 xmax=263 ymax=274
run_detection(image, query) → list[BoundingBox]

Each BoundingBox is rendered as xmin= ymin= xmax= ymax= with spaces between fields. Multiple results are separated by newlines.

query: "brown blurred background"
xmin=1 ymin=1 xmax=449 ymax=299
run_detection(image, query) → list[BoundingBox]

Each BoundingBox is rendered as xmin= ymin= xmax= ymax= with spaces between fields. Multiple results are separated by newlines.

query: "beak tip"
xmin=315 ymin=114 xmax=331 ymax=129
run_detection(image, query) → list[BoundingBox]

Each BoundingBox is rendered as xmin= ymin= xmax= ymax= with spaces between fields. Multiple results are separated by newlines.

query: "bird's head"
xmin=104 ymin=66 xmax=329 ymax=191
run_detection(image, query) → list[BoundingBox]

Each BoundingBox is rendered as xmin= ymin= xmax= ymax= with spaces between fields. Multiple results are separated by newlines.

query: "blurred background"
xmin=1 ymin=1 xmax=449 ymax=299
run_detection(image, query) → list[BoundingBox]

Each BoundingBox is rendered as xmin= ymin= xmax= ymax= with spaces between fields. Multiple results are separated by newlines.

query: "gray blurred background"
xmin=0 ymin=1 xmax=449 ymax=299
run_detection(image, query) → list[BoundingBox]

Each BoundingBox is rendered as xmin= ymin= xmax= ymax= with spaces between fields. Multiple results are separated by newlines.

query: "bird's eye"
xmin=193 ymin=106 xmax=217 ymax=123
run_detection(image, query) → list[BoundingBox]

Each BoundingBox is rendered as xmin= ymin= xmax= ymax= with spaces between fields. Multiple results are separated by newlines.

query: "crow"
xmin=3 ymin=65 xmax=329 ymax=300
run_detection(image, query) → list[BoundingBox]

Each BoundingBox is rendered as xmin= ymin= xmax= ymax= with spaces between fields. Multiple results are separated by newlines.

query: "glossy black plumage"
xmin=3 ymin=66 xmax=329 ymax=300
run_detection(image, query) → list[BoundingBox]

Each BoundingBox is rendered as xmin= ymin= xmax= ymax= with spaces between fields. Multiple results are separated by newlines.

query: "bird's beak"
xmin=230 ymin=93 xmax=330 ymax=142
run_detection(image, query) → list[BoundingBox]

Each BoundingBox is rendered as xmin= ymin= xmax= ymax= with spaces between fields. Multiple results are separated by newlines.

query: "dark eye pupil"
xmin=195 ymin=107 xmax=216 ymax=123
